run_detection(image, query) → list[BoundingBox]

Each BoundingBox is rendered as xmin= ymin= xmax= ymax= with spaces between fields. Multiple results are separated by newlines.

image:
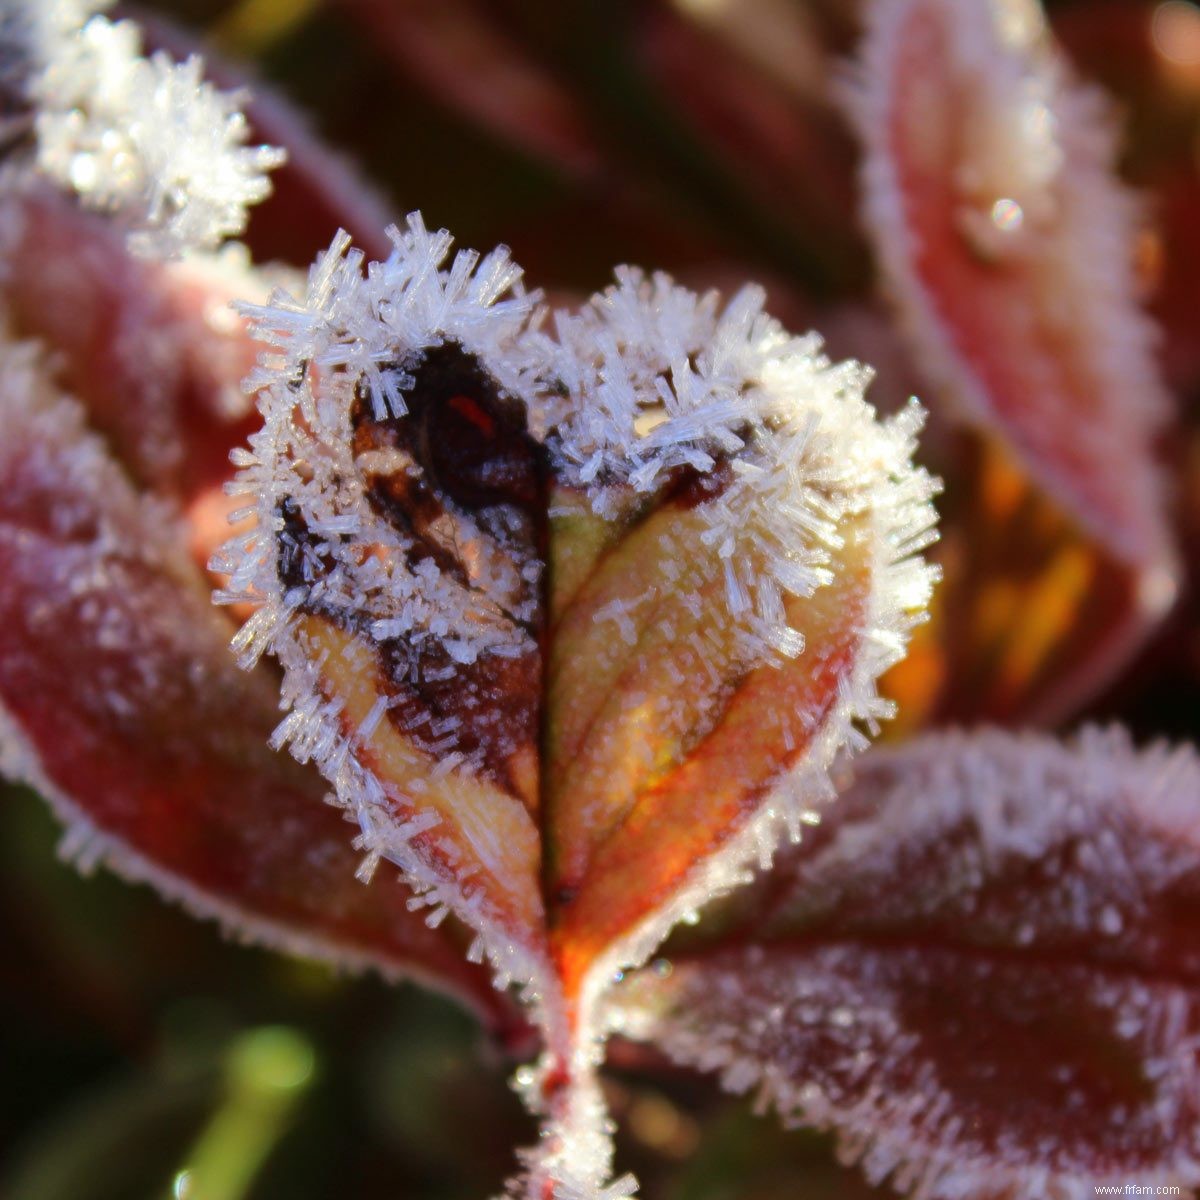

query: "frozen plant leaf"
xmin=529 ymin=269 xmax=939 ymax=1011
xmin=0 ymin=4 xmax=533 ymax=1032
xmin=0 ymin=332 xmax=510 ymax=1028
xmin=846 ymin=0 xmax=1177 ymax=589
xmin=223 ymin=234 xmax=938 ymax=1196
xmin=0 ymin=181 xmax=263 ymax=500
xmin=612 ymin=728 xmax=1200 ymax=1199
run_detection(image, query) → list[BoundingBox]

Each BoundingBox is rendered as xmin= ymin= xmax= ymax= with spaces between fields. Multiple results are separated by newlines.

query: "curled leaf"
xmin=614 ymin=728 xmax=1200 ymax=1198
xmin=847 ymin=0 xmax=1177 ymax=586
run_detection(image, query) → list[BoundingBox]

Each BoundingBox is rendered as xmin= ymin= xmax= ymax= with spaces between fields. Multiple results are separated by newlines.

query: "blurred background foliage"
xmin=5 ymin=0 xmax=1200 ymax=1196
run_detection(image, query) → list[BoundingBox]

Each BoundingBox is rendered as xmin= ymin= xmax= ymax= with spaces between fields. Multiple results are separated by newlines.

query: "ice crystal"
xmin=219 ymin=216 xmax=541 ymax=673
xmin=526 ymin=267 xmax=940 ymax=669
xmin=3 ymin=0 xmax=283 ymax=255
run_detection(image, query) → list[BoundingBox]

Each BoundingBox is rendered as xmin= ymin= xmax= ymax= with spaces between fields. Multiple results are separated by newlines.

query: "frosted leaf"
xmin=620 ymin=948 xmax=1200 ymax=1200
xmin=540 ymin=327 xmax=939 ymax=1007
xmin=613 ymin=727 xmax=1200 ymax=1199
xmin=220 ymin=230 xmax=938 ymax=1199
xmin=216 ymin=218 xmax=552 ymax=997
xmin=1 ymin=0 xmax=283 ymax=255
xmin=0 ymin=327 xmax=514 ymax=1029
xmin=760 ymin=727 xmax=1200 ymax=964
xmin=845 ymin=0 xmax=1177 ymax=583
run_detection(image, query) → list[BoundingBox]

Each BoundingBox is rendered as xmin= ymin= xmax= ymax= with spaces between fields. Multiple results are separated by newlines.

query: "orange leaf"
xmin=548 ymin=509 xmax=874 ymax=1005
xmin=883 ymin=434 xmax=1171 ymax=725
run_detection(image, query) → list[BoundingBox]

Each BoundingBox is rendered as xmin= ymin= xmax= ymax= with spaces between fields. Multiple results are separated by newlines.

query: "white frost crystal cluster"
xmin=218 ymin=217 xmax=543 ymax=680
xmin=4 ymin=0 xmax=283 ymax=254
xmin=528 ymin=267 xmax=940 ymax=667
xmin=220 ymin=221 xmax=939 ymax=779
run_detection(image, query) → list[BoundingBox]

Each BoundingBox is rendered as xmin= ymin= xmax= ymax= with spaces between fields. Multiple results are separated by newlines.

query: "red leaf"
xmin=614 ymin=728 xmax=1200 ymax=1197
xmin=0 ymin=311 xmax=512 ymax=1031
xmin=0 ymin=184 xmax=260 ymax=500
xmin=847 ymin=0 xmax=1178 ymax=584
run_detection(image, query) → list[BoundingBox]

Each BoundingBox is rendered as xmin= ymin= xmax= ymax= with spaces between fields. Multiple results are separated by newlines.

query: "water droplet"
xmin=990 ymin=197 xmax=1025 ymax=233
xmin=830 ymin=1006 xmax=855 ymax=1029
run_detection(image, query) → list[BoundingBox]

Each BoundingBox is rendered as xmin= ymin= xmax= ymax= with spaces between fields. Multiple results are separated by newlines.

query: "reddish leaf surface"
xmin=0 ymin=338 xmax=511 ymax=1027
xmin=546 ymin=500 xmax=878 ymax=1006
xmin=848 ymin=0 xmax=1177 ymax=582
xmin=614 ymin=729 xmax=1200 ymax=1198
xmin=0 ymin=183 xmax=285 ymax=606
xmin=0 ymin=184 xmax=260 ymax=500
